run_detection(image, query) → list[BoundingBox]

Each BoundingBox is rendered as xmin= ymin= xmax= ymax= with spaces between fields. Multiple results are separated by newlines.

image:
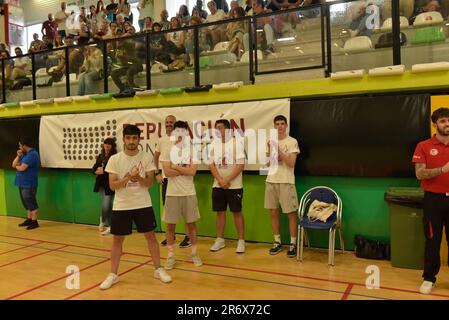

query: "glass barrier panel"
xmin=329 ymin=0 xmax=392 ymax=73
xmin=6 ymin=53 xmax=33 ymax=103
xmin=150 ymin=28 xmax=195 ymax=89
xmin=400 ymin=1 xmax=449 ymax=68
xmin=34 ymin=47 xmax=67 ymax=99
xmin=197 ymin=19 xmax=250 ymax=86
xmin=254 ymin=6 xmax=323 ymax=73
xmin=109 ymin=34 xmax=147 ymax=94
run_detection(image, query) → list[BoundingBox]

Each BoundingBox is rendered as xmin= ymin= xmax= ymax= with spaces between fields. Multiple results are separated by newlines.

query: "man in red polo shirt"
xmin=412 ymin=107 xmax=449 ymax=294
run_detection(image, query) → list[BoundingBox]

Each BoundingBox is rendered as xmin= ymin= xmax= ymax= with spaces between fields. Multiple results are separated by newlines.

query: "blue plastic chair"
xmin=296 ymin=186 xmax=344 ymax=266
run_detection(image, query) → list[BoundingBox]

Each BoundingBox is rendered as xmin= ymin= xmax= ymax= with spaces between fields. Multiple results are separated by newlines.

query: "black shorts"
xmin=212 ymin=188 xmax=243 ymax=213
xmin=111 ymin=207 xmax=157 ymax=236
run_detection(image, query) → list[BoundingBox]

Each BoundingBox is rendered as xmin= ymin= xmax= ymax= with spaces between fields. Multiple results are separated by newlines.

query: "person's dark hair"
xmin=431 ymin=108 xmax=449 ymax=123
xmin=101 ymin=137 xmax=117 ymax=160
xmin=174 ymin=120 xmax=189 ymax=130
xmin=123 ymin=124 xmax=141 ymax=136
xmin=215 ymin=119 xmax=230 ymax=129
xmin=19 ymin=136 xmax=33 ymax=148
xmin=273 ymin=115 xmax=287 ymax=124
xmin=152 ymin=22 xmax=162 ymax=31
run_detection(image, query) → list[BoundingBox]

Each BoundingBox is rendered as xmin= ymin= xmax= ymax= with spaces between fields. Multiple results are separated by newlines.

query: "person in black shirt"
xmin=93 ymin=138 xmax=117 ymax=235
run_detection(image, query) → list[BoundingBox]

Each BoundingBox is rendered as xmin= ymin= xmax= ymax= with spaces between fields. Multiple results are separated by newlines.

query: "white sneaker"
xmin=192 ymin=254 xmax=203 ymax=267
xmin=236 ymin=240 xmax=245 ymax=254
xmin=419 ymin=280 xmax=435 ymax=294
xmin=154 ymin=267 xmax=172 ymax=283
xmin=99 ymin=273 xmax=119 ymax=290
xmin=101 ymin=227 xmax=111 ymax=236
xmin=98 ymin=219 xmax=105 ymax=232
xmin=210 ymin=239 xmax=225 ymax=252
xmin=165 ymin=255 xmax=175 ymax=270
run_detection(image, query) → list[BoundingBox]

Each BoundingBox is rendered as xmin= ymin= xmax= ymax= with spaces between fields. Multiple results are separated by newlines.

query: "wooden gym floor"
xmin=0 ymin=216 xmax=448 ymax=300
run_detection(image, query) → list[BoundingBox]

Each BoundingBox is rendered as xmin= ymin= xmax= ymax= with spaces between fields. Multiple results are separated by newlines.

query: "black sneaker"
xmin=26 ymin=220 xmax=39 ymax=230
xmin=287 ymin=244 xmax=297 ymax=258
xmin=161 ymin=235 xmax=176 ymax=246
xmin=269 ymin=242 xmax=283 ymax=255
xmin=179 ymin=236 xmax=192 ymax=248
xmin=18 ymin=218 xmax=32 ymax=227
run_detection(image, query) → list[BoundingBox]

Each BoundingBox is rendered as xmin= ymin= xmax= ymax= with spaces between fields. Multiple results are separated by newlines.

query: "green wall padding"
xmin=0 ymin=169 xmax=6 ymax=215
xmin=4 ymin=169 xmax=419 ymax=250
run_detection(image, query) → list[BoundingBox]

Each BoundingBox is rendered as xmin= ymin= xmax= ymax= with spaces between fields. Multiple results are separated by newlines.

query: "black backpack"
xmin=354 ymin=235 xmax=390 ymax=260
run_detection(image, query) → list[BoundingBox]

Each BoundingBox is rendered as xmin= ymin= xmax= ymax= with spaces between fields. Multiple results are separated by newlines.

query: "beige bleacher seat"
xmin=213 ymin=41 xmax=229 ymax=52
xmin=413 ymin=11 xmax=444 ymax=26
xmin=240 ymin=50 xmax=264 ymax=63
xmin=381 ymin=16 xmax=410 ymax=31
xmin=343 ymin=36 xmax=373 ymax=52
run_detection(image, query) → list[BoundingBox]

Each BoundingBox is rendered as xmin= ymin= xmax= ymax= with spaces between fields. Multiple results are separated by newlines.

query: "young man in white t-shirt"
xmin=54 ymin=1 xmax=69 ymax=39
xmin=99 ymin=125 xmax=172 ymax=289
xmin=154 ymin=115 xmax=191 ymax=248
xmin=265 ymin=115 xmax=299 ymax=258
xmin=209 ymin=119 xmax=246 ymax=253
xmin=161 ymin=121 xmax=202 ymax=269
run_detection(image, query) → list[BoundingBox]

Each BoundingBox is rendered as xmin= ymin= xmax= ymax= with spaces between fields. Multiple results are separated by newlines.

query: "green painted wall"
xmin=4 ymin=169 xmax=418 ymax=249
xmin=0 ymin=169 xmax=6 ymax=215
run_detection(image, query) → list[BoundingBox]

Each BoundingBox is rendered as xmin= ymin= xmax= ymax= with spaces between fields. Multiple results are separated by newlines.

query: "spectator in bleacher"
xmin=194 ymin=0 xmax=208 ymax=20
xmin=79 ymin=6 xmax=89 ymax=26
xmin=105 ymin=0 xmax=119 ymax=21
xmin=40 ymin=35 xmax=54 ymax=51
xmin=191 ymin=7 xmax=206 ymax=22
xmin=143 ymin=16 xmax=153 ymax=32
xmin=159 ymin=9 xmax=171 ymax=30
xmin=226 ymin=6 xmax=246 ymax=59
xmin=205 ymin=1 xmax=228 ymax=47
xmin=93 ymin=20 xmax=110 ymax=41
xmin=111 ymin=26 xmax=144 ymax=92
xmin=247 ymin=0 xmax=275 ymax=49
xmin=116 ymin=13 xmax=126 ymax=30
xmin=29 ymin=33 xmax=44 ymax=53
xmin=54 ymin=34 xmax=65 ymax=48
xmin=149 ymin=22 xmax=171 ymax=65
xmin=118 ymin=0 xmax=132 ymax=22
xmin=65 ymin=37 xmax=85 ymax=75
xmin=348 ymin=2 xmax=373 ymax=37
xmin=104 ymin=21 xmax=121 ymax=39
xmin=244 ymin=0 xmax=252 ymax=13
xmin=76 ymin=22 xmax=91 ymax=45
xmin=42 ymin=14 xmax=58 ymax=43
xmin=0 ymin=51 xmax=12 ymax=89
xmin=138 ymin=0 xmax=154 ymax=31
xmin=11 ymin=47 xmax=31 ymax=81
xmin=229 ymin=0 xmax=240 ymax=17
xmin=55 ymin=2 xmax=69 ymax=39
xmin=88 ymin=5 xmax=98 ymax=33
xmin=214 ymin=0 xmax=229 ymax=13
xmin=178 ymin=5 xmax=191 ymax=26
xmin=96 ymin=1 xmax=108 ymax=24
xmin=167 ymin=17 xmax=186 ymax=56
xmin=184 ymin=16 xmax=209 ymax=66
xmin=267 ymin=0 xmax=303 ymax=11
xmin=78 ymin=45 xmax=104 ymax=95
xmin=0 ymin=43 xmax=9 ymax=54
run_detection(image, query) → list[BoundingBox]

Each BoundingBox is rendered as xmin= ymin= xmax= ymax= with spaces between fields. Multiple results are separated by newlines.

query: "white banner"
xmin=39 ymin=99 xmax=290 ymax=170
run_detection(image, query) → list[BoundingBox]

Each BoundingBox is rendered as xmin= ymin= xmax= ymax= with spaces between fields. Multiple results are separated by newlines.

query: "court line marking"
xmin=0 ymin=240 xmax=383 ymax=300
xmin=64 ymin=259 xmax=152 ymax=300
xmin=0 ymin=245 xmax=68 ymax=269
xmin=4 ymin=258 xmax=110 ymax=300
xmin=1 ymin=233 xmax=448 ymax=299
xmin=341 ymin=283 xmax=354 ymax=300
xmin=0 ymin=241 xmax=43 ymax=256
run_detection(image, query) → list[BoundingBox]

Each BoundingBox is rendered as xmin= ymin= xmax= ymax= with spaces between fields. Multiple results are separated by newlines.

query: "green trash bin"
xmin=385 ymin=187 xmax=425 ymax=270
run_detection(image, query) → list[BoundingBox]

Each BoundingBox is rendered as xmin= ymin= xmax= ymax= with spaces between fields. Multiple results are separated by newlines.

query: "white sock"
xmin=291 ymin=237 xmax=297 ymax=245
xmin=191 ymin=245 xmax=197 ymax=255
xmin=274 ymin=235 xmax=281 ymax=243
xmin=217 ymin=237 xmax=225 ymax=243
xmin=238 ymin=239 xmax=245 ymax=243
xmin=167 ymin=245 xmax=175 ymax=258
